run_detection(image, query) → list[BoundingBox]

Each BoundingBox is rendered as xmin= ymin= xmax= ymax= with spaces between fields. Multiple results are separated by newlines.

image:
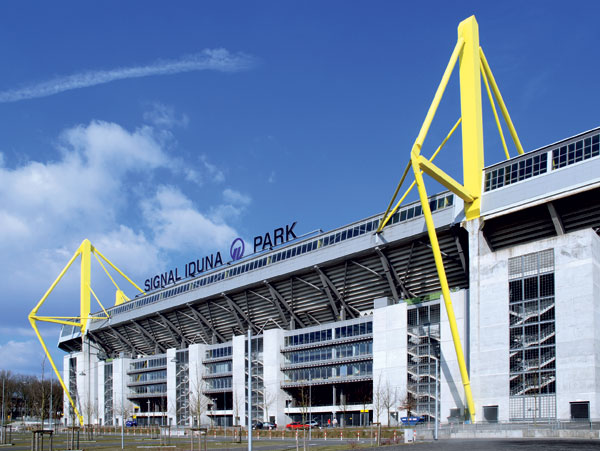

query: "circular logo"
xmin=230 ymin=238 xmax=245 ymax=261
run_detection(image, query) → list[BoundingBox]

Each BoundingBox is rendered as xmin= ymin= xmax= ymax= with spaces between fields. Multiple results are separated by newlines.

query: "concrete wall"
xmin=188 ymin=343 xmax=208 ymax=425
xmin=440 ymin=290 xmax=468 ymax=422
xmin=469 ymin=219 xmax=600 ymax=421
xmin=263 ymin=328 xmax=287 ymax=426
xmin=97 ymin=361 xmax=105 ymax=425
xmin=231 ymin=334 xmax=246 ymax=426
xmin=166 ymin=348 xmax=177 ymax=426
xmin=113 ymin=356 xmax=131 ymax=426
xmin=373 ymin=298 xmax=406 ymax=425
xmin=554 ymin=229 xmax=599 ymax=418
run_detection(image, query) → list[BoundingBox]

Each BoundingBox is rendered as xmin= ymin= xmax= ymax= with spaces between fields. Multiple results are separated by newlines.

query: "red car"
xmin=286 ymin=421 xmax=307 ymax=429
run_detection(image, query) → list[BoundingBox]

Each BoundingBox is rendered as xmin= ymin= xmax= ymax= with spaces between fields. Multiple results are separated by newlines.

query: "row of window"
xmin=284 ymin=361 xmax=373 ymax=383
xmin=335 ymin=322 xmax=373 ymax=339
xmin=103 ymin=194 xmax=454 ymax=318
xmin=284 ymin=321 xmax=373 ymax=348
xmin=484 ymin=153 xmax=547 ymax=191
xmin=284 ymin=341 xmax=373 ymax=365
xmin=205 ymin=361 xmax=232 ymax=374
xmin=130 ymin=357 xmax=167 ymax=372
xmin=206 ymin=377 xmax=232 ymax=390
xmin=205 ymin=346 xmax=232 ymax=360
xmin=130 ymin=383 xmax=167 ymax=394
xmin=130 ymin=370 xmax=166 ymax=383
xmin=484 ymin=131 xmax=600 ymax=192
xmin=552 ymin=134 xmax=599 ymax=169
xmin=284 ymin=329 xmax=332 ymax=347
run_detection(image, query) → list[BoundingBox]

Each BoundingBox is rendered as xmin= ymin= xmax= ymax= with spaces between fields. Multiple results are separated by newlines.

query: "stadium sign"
xmin=144 ymin=221 xmax=298 ymax=291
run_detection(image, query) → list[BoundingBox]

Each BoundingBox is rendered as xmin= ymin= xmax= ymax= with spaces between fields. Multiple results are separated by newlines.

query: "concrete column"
xmin=188 ymin=343 xmax=208 ymax=426
xmin=373 ymin=298 xmax=407 ymax=426
xmin=81 ymin=336 xmax=99 ymax=424
xmin=262 ymin=328 xmax=286 ymax=426
xmin=231 ymin=335 xmax=246 ymax=426
xmin=113 ymin=356 xmax=131 ymax=426
xmin=555 ymin=230 xmax=598 ymax=418
xmin=97 ymin=362 xmax=105 ymax=426
xmin=439 ymin=290 xmax=468 ymax=422
xmin=166 ymin=348 xmax=177 ymax=426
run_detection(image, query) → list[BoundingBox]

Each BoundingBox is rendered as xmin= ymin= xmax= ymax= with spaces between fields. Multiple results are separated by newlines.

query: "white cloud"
xmin=142 ymin=185 xmax=238 ymax=252
xmin=0 ymin=114 xmax=252 ymax=374
xmin=201 ymin=156 xmax=225 ymax=183
xmin=91 ymin=226 xmax=162 ymax=280
xmin=0 ymin=49 xmax=257 ymax=103
xmin=143 ymin=103 xmax=189 ymax=129
xmin=223 ymin=188 xmax=252 ymax=206
xmin=0 ymin=120 xmax=168 ymax=248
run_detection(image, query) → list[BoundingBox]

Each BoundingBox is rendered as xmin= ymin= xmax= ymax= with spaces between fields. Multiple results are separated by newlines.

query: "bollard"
xmin=357 ymin=431 xmax=360 ymax=440
xmin=340 ymin=431 xmax=343 ymax=441
xmin=282 ymin=430 xmax=284 ymax=439
xmin=214 ymin=430 xmax=216 ymax=439
xmin=324 ymin=430 xmax=327 ymax=441
xmin=269 ymin=430 xmax=272 ymax=440
xmin=393 ymin=430 xmax=397 ymax=441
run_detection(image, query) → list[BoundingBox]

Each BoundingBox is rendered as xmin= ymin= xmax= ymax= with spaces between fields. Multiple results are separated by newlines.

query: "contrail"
xmin=0 ymin=48 xmax=256 ymax=103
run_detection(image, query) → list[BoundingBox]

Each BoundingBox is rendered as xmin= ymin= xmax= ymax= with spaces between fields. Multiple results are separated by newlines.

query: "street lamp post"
xmin=121 ymin=356 xmax=125 ymax=450
xmin=308 ymin=372 xmax=312 ymax=441
xmin=247 ymin=328 xmax=252 ymax=451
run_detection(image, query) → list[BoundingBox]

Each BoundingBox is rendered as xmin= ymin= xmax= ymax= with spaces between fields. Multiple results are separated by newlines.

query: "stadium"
xmin=30 ymin=16 xmax=600 ymax=429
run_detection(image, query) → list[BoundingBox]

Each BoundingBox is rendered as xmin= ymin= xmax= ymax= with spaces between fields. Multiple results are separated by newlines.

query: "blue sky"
xmin=1 ymin=1 xmax=598 ymax=376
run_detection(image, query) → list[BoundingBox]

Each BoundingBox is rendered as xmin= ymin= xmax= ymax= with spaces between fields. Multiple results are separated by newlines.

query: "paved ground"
xmin=6 ymin=435 xmax=600 ymax=450
xmin=390 ymin=438 xmax=600 ymax=450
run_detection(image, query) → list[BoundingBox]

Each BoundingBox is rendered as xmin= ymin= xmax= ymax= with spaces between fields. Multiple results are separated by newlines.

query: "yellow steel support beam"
xmin=29 ymin=238 xmax=144 ymax=426
xmin=411 ymin=151 xmax=476 ymax=422
xmin=414 ymin=38 xmax=465 ymax=153
xmin=480 ymin=60 xmax=510 ymax=160
xmin=378 ymin=161 xmax=412 ymax=233
xmin=458 ymin=16 xmax=484 ymax=220
xmin=417 ymin=156 xmax=476 ymax=203
xmin=29 ymin=317 xmax=84 ymax=426
xmin=378 ymin=118 xmax=462 ymax=233
xmin=479 ymin=47 xmax=525 ymax=155
xmin=80 ymin=239 xmax=92 ymax=334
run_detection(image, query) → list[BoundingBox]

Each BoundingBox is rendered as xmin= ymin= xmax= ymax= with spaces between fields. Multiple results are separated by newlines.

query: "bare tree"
xmin=400 ymin=391 xmax=417 ymax=418
xmin=232 ymin=390 xmax=243 ymax=426
xmin=381 ymin=381 xmax=398 ymax=426
xmin=373 ymin=374 xmax=384 ymax=424
xmin=189 ymin=375 xmax=210 ymax=427
xmin=338 ymin=389 xmax=348 ymax=428
xmin=262 ymin=386 xmax=277 ymax=423
xmin=81 ymin=398 xmax=98 ymax=426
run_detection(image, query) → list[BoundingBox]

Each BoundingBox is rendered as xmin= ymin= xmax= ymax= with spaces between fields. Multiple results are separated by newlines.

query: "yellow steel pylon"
xmin=377 ymin=15 xmax=525 ymax=422
xmin=28 ymin=239 xmax=144 ymax=425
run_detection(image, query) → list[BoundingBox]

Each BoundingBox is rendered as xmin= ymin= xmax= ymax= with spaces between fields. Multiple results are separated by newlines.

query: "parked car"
xmin=286 ymin=421 xmax=306 ymax=429
xmin=125 ymin=420 xmax=137 ymax=427
xmin=304 ymin=420 xmax=320 ymax=429
xmin=252 ymin=422 xmax=263 ymax=430
xmin=262 ymin=421 xmax=277 ymax=429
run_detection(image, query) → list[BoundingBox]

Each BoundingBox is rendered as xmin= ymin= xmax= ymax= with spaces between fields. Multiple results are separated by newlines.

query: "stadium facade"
xmin=58 ymin=126 xmax=600 ymax=427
